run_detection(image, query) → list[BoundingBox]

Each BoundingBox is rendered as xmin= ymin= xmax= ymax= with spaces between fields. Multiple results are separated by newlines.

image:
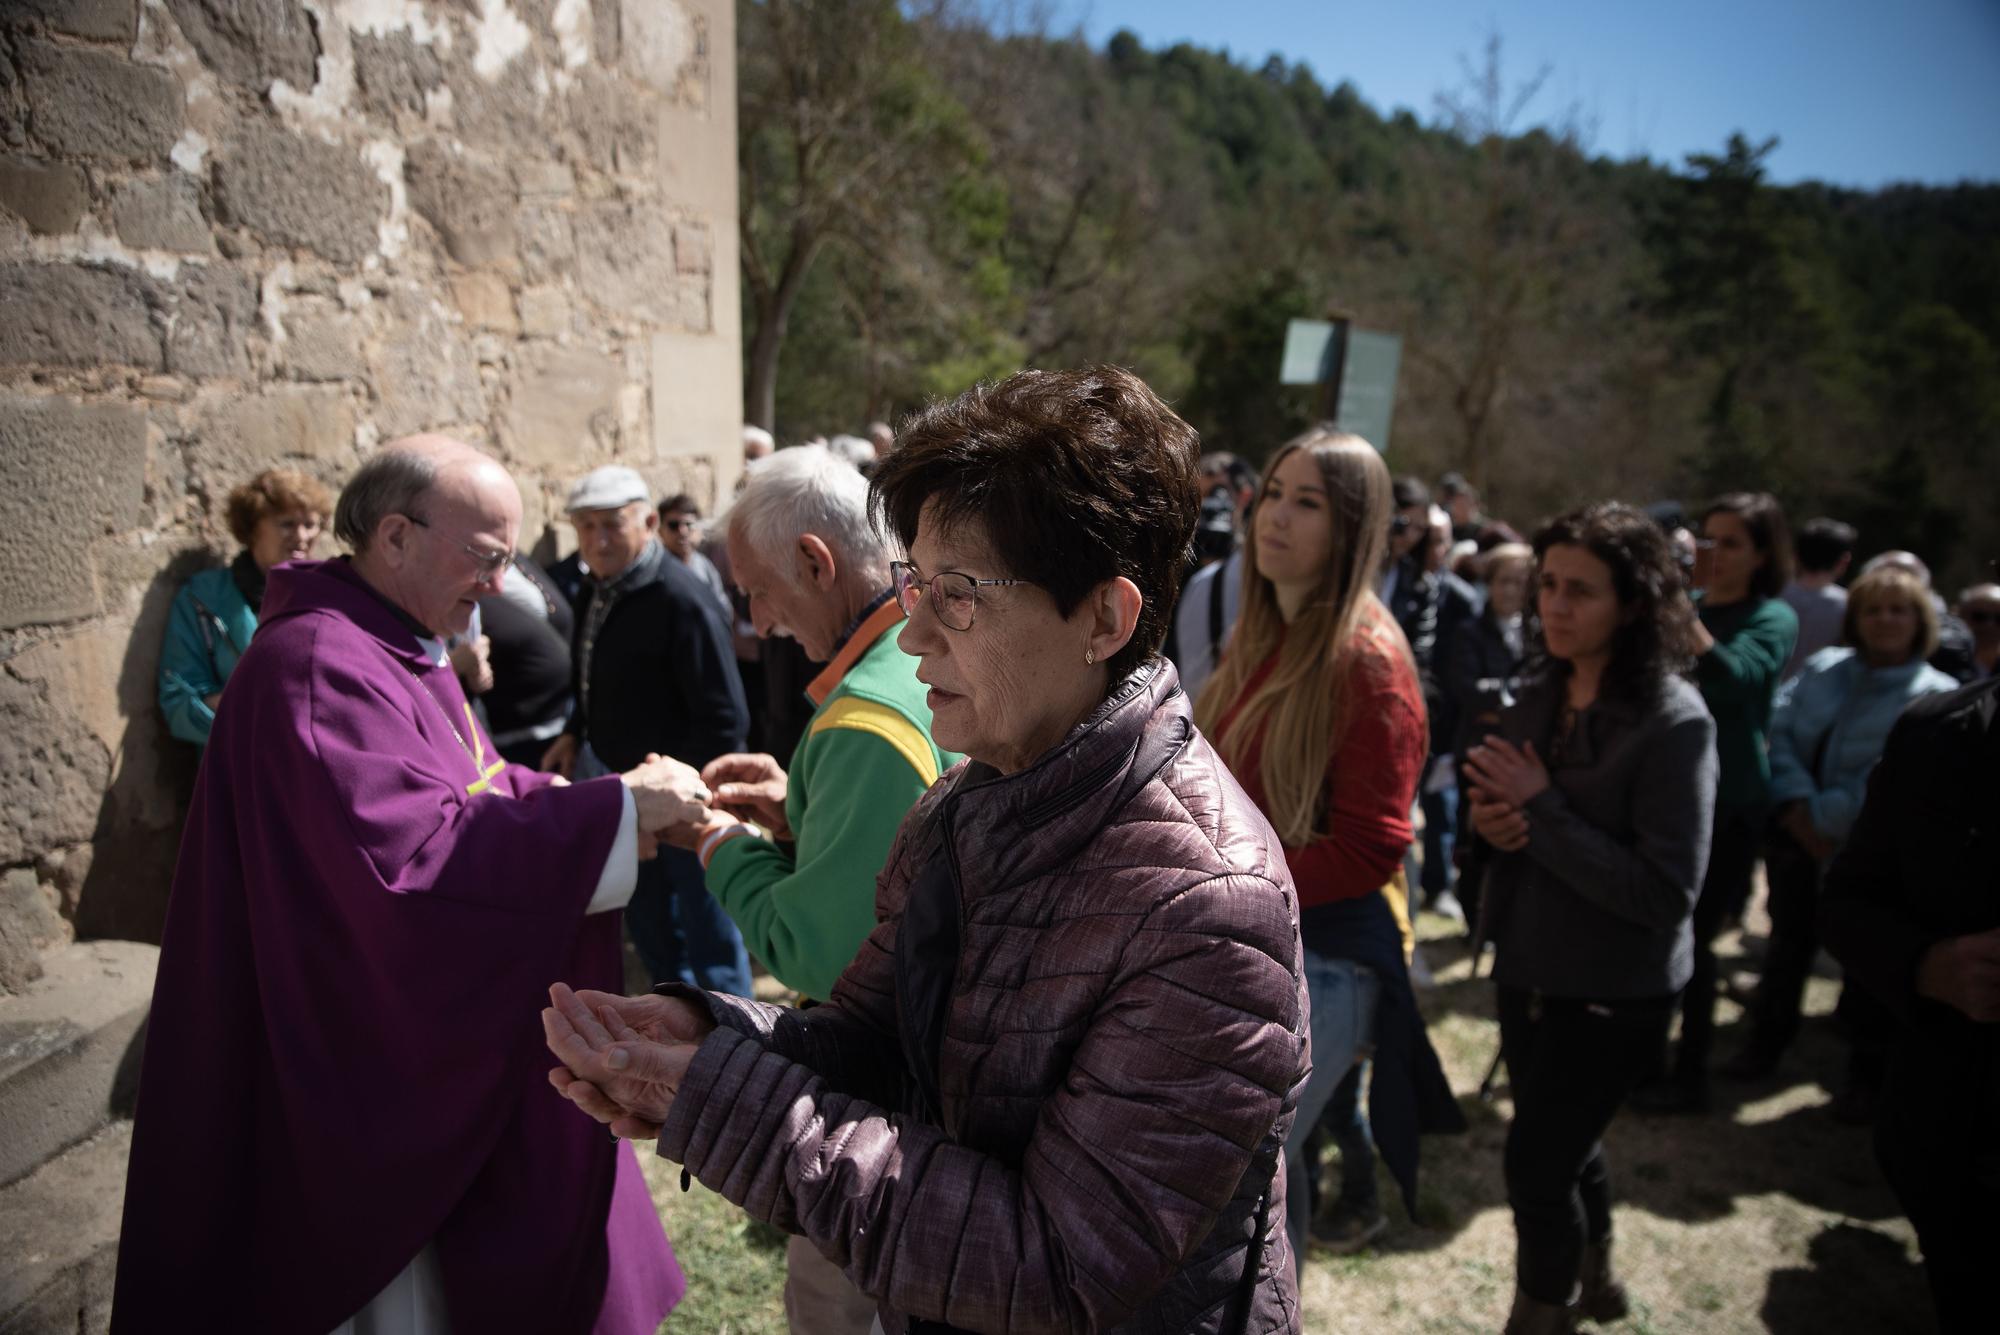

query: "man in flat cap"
xmin=542 ymin=466 xmax=753 ymax=994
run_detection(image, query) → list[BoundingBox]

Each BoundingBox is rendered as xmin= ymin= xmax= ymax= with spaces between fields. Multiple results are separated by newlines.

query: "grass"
xmin=643 ymin=903 xmax=1932 ymax=1333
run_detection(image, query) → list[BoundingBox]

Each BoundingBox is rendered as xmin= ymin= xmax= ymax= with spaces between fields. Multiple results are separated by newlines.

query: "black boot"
xmin=1503 ymin=1288 xmax=1578 ymax=1335
xmin=1577 ymin=1239 xmax=1629 ymax=1323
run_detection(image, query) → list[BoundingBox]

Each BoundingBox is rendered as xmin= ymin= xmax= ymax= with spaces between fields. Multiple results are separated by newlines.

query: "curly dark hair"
xmin=1532 ymin=502 xmax=1701 ymax=702
xmin=870 ymin=365 xmax=1201 ymax=682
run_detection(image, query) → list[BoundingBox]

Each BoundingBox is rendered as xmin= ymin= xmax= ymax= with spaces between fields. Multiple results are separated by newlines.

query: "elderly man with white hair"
xmin=657 ymin=444 xmax=959 ymax=1335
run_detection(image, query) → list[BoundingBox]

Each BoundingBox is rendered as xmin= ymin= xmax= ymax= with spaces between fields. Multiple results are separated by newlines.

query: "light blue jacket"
xmin=158 ymin=566 xmax=259 ymax=745
xmin=1767 ymin=646 xmax=1957 ymax=847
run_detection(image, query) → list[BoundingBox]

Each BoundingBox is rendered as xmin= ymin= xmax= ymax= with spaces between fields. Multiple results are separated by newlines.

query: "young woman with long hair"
xmin=1463 ymin=503 xmax=1717 ymax=1332
xmin=1196 ymin=427 xmax=1459 ymax=1275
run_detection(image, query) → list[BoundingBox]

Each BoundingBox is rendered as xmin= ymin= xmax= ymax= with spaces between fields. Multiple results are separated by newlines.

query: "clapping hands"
xmin=542 ymin=983 xmax=717 ymax=1139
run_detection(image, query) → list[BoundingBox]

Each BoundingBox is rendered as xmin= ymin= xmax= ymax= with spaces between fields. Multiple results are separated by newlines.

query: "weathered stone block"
xmin=0 ymin=672 xmax=112 ymax=866
xmin=570 ymin=68 xmax=655 ymax=176
xmin=369 ymin=294 xmax=489 ymax=438
xmin=0 ymin=395 xmax=148 ymax=631
xmin=0 ymin=868 xmax=66 ymax=994
xmin=517 ymin=284 xmax=570 ymax=337
xmin=162 ymin=263 xmax=256 ymax=379
xmin=192 ymin=387 xmax=355 ymax=498
xmin=500 ymin=343 xmax=627 ymax=469
xmin=445 ymin=54 xmax=547 ymax=148
xmin=0 ymin=155 xmax=88 ymax=235
xmin=282 ymin=306 xmax=363 ymax=382
xmin=17 ymin=42 xmax=182 ymax=165
xmin=0 ymin=263 xmax=161 ymax=371
xmin=4 ymin=0 xmax=141 ymax=43
xmin=450 ymin=271 xmax=517 ymax=333
xmin=404 ymin=140 xmax=516 ymax=266
xmin=352 ymin=29 xmax=444 ymax=120
xmin=513 ymin=159 xmax=574 ymax=200
xmin=574 ymin=198 xmax=682 ymax=325
xmin=672 ymin=220 xmax=709 ymax=274
xmin=621 ymin=0 xmax=696 ymax=94
xmin=516 ymin=203 xmax=575 ymax=283
xmin=109 ymin=175 xmax=212 ymax=254
xmin=212 ymin=122 xmax=387 ymax=265
xmin=163 ymin=0 xmax=320 ymax=93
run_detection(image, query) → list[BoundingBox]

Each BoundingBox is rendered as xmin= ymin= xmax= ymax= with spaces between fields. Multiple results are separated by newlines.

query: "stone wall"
xmin=0 ymin=0 xmax=742 ymax=984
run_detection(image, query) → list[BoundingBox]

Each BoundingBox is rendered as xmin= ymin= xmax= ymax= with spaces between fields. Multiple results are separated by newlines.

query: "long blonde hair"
xmin=1195 ymin=429 xmax=1413 ymax=845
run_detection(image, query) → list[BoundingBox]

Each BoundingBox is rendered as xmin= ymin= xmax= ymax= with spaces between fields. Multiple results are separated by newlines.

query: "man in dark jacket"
xmin=543 ymin=466 xmax=753 ymax=995
xmin=1820 ymin=673 xmax=2000 ymax=1334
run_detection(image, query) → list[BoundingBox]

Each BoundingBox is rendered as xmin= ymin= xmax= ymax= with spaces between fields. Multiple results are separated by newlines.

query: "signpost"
xmin=1280 ymin=316 xmax=1403 ymax=453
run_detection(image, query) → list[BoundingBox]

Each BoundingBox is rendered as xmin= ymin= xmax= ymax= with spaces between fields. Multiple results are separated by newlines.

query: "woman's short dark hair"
xmin=225 ymin=467 xmax=333 ymax=547
xmin=1700 ymin=492 xmax=1794 ymax=599
xmin=1533 ymin=502 xmax=1701 ymax=702
xmin=871 ymin=365 xmax=1201 ymax=682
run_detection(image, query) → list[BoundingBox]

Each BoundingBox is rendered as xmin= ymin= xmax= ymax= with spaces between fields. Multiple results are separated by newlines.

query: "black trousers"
xmin=1499 ymin=985 xmax=1675 ymax=1303
xmin=1877 ymin=1068 xmax=2000 ymax=1333
xmin=1673 ymin=805 xmax=1764 ymax=1082
xmin=1747 ymin=826 xmax=1821 ymax=1057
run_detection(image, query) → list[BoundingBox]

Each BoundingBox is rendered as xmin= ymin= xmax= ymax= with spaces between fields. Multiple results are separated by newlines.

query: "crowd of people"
xmin=117 ymin=367 xmax=1996 ymax=1335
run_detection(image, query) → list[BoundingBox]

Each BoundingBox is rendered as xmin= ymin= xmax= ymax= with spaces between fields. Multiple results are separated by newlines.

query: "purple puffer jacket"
xmin=659 ymin=660 xmax=1309 ymax=1334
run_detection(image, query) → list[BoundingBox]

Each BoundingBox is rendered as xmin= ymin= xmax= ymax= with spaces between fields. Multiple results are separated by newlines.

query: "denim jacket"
xmin=1768 ymin=646 xmax=1959 ymax=848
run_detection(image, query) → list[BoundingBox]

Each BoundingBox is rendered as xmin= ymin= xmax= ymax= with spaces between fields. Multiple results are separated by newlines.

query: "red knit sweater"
xmin=1213 ymin=603 xmax=1427 ymax=909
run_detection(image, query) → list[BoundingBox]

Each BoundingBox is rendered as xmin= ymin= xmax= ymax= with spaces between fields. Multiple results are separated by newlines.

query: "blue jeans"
xmin=1284 ymin=951 xmax=1380 ymax=1274
xmin=626 ymin=845 xmax=753 ymax=996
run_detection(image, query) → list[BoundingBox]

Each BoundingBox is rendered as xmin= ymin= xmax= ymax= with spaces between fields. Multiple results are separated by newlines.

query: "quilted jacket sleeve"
xmin=655 ymin=872 xmax=1304 ymax=1335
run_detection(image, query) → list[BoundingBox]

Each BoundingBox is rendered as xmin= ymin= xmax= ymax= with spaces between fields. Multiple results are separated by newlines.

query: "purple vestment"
xmin=112 ymin=559 xmax=684 ymax=1334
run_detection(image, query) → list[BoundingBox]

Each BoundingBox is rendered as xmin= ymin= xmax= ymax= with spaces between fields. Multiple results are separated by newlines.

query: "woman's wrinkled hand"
xmin=541 ymin=985 xmax=714 ymax=1138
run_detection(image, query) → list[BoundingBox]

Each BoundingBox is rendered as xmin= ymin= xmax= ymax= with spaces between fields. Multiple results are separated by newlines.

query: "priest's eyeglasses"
xmin=405 ymin=515 xmax=511 ymax=581
xmin=890 ymin=560 xmax=1031 ymax=632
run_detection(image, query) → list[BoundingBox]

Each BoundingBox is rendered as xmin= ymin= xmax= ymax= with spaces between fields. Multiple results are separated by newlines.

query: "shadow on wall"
xmin=72 ymin=548 xmax=210 ymax=945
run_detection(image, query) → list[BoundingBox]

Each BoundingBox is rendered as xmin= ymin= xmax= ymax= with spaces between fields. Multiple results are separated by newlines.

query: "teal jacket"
xmin=703 ymin=601 xmax=958 ymax=1001
xmin=1695 ymin=595 xmax=1798 ymax=812
xmin=1768 ymin=646 xmax=1957 ymax=848
xmin=158 ymin=565 xmax=259 ymax=745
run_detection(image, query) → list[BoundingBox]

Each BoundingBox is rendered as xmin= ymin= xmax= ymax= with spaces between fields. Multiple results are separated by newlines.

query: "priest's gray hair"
xmin=724 ymin=445 xmax=894 ymax=588
xmin=335 ymin=449 xmax=441 ymax=554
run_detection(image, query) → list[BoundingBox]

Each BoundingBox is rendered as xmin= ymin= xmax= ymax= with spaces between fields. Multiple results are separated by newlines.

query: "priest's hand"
xmin=543 ymin=984 xmax=715 ymax=1136
xmin=701 ymin=753 xmax=791 ymax=840
xmin=622 ymin=753 xmax=710 ymax=833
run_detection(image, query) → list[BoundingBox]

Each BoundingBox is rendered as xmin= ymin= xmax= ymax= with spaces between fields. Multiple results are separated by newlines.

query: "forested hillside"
xmin=740 ymin=3 xmax=2000 ymax=584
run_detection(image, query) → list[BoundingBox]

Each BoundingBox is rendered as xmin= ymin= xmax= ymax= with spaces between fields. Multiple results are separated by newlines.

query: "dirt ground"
xmin=645 ymin=907 xmax=1932 ymax=1334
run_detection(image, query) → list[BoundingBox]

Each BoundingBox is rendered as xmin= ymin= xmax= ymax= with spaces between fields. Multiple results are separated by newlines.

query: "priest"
xmin=113 ymin=437 xmax=691 ymax=1334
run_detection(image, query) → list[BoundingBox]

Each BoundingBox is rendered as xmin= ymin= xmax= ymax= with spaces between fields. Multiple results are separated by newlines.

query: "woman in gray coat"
xmin=1463 ymin=503 xmax=1717 ymax=1334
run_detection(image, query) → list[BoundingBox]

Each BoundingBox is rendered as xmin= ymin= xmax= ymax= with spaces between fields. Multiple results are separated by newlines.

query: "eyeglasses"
xmin=663 ymin=517 xmax=701 ymax=532
xmin=404 ymin=515 xmax=510 ymax=580
xmin=890 ymin=560 xmax=1032 ymax=632
xmin=1966 ymin=609 xmax=2000 ymax=626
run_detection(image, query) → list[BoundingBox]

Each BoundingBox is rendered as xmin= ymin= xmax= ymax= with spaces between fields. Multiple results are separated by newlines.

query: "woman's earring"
xmin=1085 ymin=647 xmax=1096 ymax=666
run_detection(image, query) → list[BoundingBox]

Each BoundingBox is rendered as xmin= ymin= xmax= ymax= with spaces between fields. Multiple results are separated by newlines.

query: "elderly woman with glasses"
xmin=543 ymin=366 xmax=1310 ymax=1334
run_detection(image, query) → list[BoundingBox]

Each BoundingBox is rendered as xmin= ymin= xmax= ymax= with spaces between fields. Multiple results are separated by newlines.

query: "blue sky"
xmin=1063 ymin=0 xmax=2000 ymax=189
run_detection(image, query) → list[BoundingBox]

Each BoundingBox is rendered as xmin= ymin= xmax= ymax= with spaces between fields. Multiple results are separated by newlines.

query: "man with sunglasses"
xmin=543 ymin=466 xmax=753 ymax=998
xmin=114 ymin=436 xmax=687 ymax=1333
xmin=658 ymin=491 xmax=732 ymax=623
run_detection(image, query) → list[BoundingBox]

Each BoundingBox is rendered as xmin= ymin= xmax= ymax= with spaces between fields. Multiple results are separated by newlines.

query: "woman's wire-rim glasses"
xmin=890 ymin=560 xmax=1031 ymax=632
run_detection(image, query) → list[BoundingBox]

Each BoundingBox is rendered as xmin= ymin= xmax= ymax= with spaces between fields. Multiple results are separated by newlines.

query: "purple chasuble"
xmin=112 ymin=559 xmax=683 ymax=1334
